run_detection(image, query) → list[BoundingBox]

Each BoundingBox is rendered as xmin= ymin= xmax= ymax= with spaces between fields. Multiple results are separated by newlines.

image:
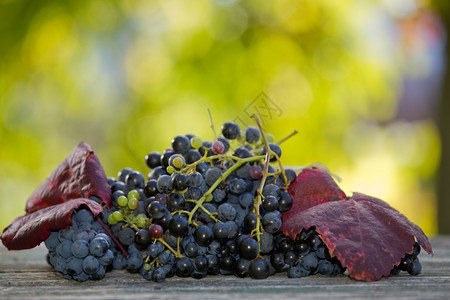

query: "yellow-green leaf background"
xmin=0 ymin=0 xmax=443 ymax=236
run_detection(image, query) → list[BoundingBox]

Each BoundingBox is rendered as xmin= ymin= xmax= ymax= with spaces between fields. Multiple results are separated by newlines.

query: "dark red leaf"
xmin=282 ymin=167 xmax=346 ymax=221
xmin=25 ymin=142 xmax=111 ymax=213
xmin=1 ymin=198 xmax=103 ymax=250
xmin=282 ymin=192 xmax=433 ymax=281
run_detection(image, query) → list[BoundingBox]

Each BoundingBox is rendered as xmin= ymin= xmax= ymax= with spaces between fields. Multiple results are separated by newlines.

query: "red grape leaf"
xmin=282 ymin=192 xmax=433 ymax=281
xmin=1 ymin=198 xmax=103 ymax=250
xmin=25 ymin=142 xmax=111 ymax=213
xmin=282 ymin=167 xmax=346 ymax=221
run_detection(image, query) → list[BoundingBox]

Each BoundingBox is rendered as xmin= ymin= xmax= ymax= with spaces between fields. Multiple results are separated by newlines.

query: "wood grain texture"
xmin=1 ymin=236 xmax=449 ymax=299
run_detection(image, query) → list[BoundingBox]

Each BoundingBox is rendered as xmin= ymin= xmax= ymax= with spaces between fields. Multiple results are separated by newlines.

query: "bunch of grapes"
xmin=44 ymin=118 xmax=423 ymax=282
xmin=45 ymin=209 xmax=115 ymax=281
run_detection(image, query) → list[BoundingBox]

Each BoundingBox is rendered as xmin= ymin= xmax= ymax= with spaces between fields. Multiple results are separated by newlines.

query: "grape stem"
xmin=95 ymin=215 xmax=129 ymax=257
xmin=187 ymin=154 xmax=265 ymax=224
xmin=271 ymin=151 xmax=289 ymax=188
xmin=251 ymin=113 xmax=272 ymax=258
xmin=198 ymin=205 xmax=220 ymax=222
xmin=122 ymin=215 xmax=140 ymax=232
xmin=207 ymin=108 xmax=218 ymax=140
xmin=276 ymin=129 xmax=298 ymax=145
xmin=156 ymin=237 xmax=183 ymax=258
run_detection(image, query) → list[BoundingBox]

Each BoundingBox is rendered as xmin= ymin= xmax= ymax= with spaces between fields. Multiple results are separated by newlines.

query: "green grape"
xmin=112 ymin=211 xmax=123 ymax=222
xmin=166 ymin=166 xmax=175 ymax=174
xmin=128 ymin=197 xmax=139 ymax=210
xmin=205 ymin=193 xmax=213 ymax=202
xmin=265 ymin=133 xmax=275 ymax=143
xmin=143 ymin=263 xmax=151 ymax=271
xmin=172 ymin=156 xmax=185 ymax=169
xmin=128 ymin=190 xmax=140 ymax=200
xmin=107 ymin=213 xmax=118 ymax=225
xmin=117 ymin=195 xmax=128 ymax=207
xmin=190 ymin=136 xmax=203 ymax=149
xmin=136 ymin=214 xmax=147 ymax=228
xmin=136 ymin=213 xmax=147 ymax=219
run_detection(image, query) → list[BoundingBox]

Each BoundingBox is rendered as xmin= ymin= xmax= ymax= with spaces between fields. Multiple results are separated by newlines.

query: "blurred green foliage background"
xmin=0 ymin=0 xmax=445 ymax=236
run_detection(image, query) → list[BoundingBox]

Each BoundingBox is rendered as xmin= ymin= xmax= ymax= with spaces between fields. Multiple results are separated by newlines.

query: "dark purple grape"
xmin=249 ymin=258 xmax=269 ymax=279
xmin=145 ymin=152 xmax=162 ymax=169
xmin=221 ymin=122 xmax=240 ymax=139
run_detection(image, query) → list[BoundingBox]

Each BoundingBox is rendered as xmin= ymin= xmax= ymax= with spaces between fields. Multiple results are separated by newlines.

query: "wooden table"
xmin=1 ymin=236 xmax=449 ymax=299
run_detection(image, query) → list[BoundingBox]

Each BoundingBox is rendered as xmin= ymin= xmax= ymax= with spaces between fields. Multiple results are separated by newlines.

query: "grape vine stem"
xmin=251 ymin=114 xmax=271 ymax=258
xmin=276 ymin=129 xmax=298 ymax=145
xmin=95 ymin=216 xmax=129 ymax=257
xmin=186 ymin=154 xmax=265 ymax=224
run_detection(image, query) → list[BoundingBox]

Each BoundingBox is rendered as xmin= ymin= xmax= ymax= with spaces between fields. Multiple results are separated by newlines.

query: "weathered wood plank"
xmin=1 ymin=236 xmax=449 ymax=299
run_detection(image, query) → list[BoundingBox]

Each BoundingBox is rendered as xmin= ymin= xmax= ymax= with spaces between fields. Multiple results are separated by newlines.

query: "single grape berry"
xmin=295 ymin=241 xmax=310 ymax=256
xmin=125 ymin=171 xmax=146 ymax=190
xmin=144 ymin=180 xmax=158 ymax=197
xmin=172 ymin=173 xmax=189 ymax=191
xmin=244 ymin=213 xmax=257 ymax=233
xmin=172 ymin=135 xmax=190 ymax=155
xmin=167 ymin=193 xmax=186 ymax=211
xmin=147 ymin=166 xmax=167 ymax=180
xmin=301 ymin=253 xmax=319 ymax=271
xmin=194 ymin=225 xmax=214 ymax=247
xmin=145 ymin=151 xmax=162 ymax=169
xmin=211 ymin=140 xmax=225 ymax=154
xmin=278 ymin=191 xmax=293 ymax=212
xmin=233 ymin=147 xmax=251 ymax=159
xmin=89 ymin=237 xmax=109 ymax=257
xmin=262 ymin=195 xmax=279 ymax=212
xmin=176 ymin=257 xmax=194 ymax=277
xmin=112 ymin=211 xmax=123 ymax=222
xmin=128 ymin=189 xmax=140 ymax=200
xmin=117 ymin=195 xmax=128 ymax=207
xmin=128 ymin=197 xmax=139 ymax=210
xmin=169 ymin=154 xmax=185 ymax=169
xmin=185 ymin=149 xmax=202 ymax=164
xmin=205 ymin=167 xmax=222 ymax=186
xmin=409 ymin=259 xmax=422 ymax=275
xmin=194 ymin=256 xmax=209 ymax=272
xmin=160 ymin=151 xmax=175 ymax=169
xmin=118 ymin=167 xmax=133 ymax=182
xmin=265 ymin=133 xmax=275 ymax=143
xmin=219 ymin=255 xmax=236 ymax=272
xmin=221 ymin=122 xmax=240 ymax=139
xmin=249 ymin=165 xmax=262 ymax=179
xmin=284 ymin=251 xmax=298 ymax=266
xmin=217 ymin=136 xmax=230 ymax=153
xmin=244 ymin=126 xmax=260 ymax=143
xmin=271 ymin=252 xmax=285 ymax=270
xmin=229 ymin=178 xmax=247 ymax=195
xmin=190 ymin=136 xmax=203 ymax=149
xmin=169 ymin=216 xmax=189 ymax=237
xmin=83 ymin=256 xmax=100 ymax=275
xmin=136 ymin=229 xmax=152 ymax=247
xmin=239 ymin=237 xmax=259 ymax=260
xmin=147 ymin=201 xmax=167 ymax=219
xmin=188 ymin=172 xmax=203 ymax=188
xmin=249 ymin=258 xmax=270 ymax=279
xmin=156 ymin=175 xmax=173 ymax=193
xmin=234 ymin=258 xmax=251 ymax=277
xmin=262 ymin=212 xmax=282 ymax=233
xmin=213 ymin=222 xmax=229 ymax=241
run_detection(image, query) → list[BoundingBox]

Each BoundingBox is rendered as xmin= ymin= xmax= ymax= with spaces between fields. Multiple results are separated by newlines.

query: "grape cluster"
xmin=102 ymin=120 xmax=303 ymax=280
xmin=390 ymin=242 xmax=422 ymax=276
xmin=274 ymin=227 xmax=345 ymax=278
xmin=45 ymin=209 xmax=115 ymax=281
xmin=44 ymin=119 xmax=423 ymax=282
